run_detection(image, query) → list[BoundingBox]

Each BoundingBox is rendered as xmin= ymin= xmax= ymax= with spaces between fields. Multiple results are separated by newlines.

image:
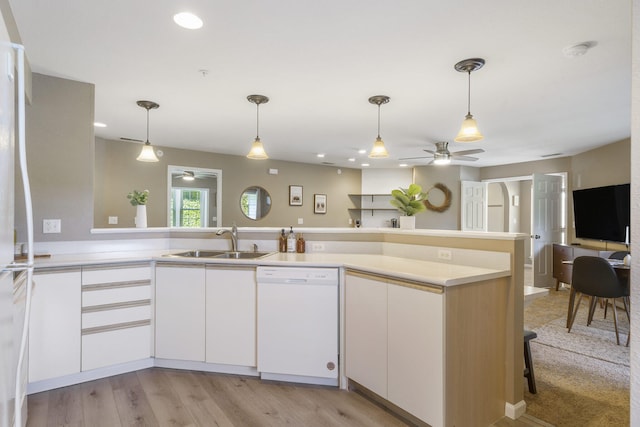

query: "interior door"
xmin=532 ymin=173 xmax=563 ymax=287
xmin=461 ymin=181 xmax=487 ymax=231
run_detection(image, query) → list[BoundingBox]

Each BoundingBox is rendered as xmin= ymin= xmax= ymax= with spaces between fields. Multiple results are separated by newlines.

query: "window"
xmin=171 ymin=188 xmax=209 ymax=228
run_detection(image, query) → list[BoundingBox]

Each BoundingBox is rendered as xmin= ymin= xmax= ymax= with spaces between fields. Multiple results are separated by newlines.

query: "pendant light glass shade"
xmin=368 ymin=95 xmax=390 ymax=158
xmin=135 ymin=100 xmax=160 ymax=162
xmin=454 ymin=58 xmax=485 ymax=143
xmin=369 ymin=137 xmax=389 ymax=158
xmin=455 ymin=113 xmax=483 ymax=142
xmin=246 ymin=95 xmax=269 ymax=159
xmin=247 ymin=137 xmax=268 ymax=159
xmin=137 ymin=143 xmax=159 ymax=162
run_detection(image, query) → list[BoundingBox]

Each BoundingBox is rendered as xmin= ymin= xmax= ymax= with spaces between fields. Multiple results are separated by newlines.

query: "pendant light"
xmin=135 ymin=100 xmax=160 ymax=162
xmin=368 ymin=95 xmax=390 ymax=158
xmin=454 ymin=58 xmax=485 ymax=143
xmin=246 ymin=94 xmax=269 ymax=159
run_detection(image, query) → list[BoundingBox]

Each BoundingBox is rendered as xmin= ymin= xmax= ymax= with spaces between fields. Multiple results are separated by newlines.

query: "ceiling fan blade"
xmin=398 ymin=156 xmax=432 ymax=160
xmin=452 ymin=155 xmax=479 ymax=161
xmin=451 ymin=148 xmax=484 ymax=156
xmin=120 ymin=137 xmax=144 ymax=143
xmin=422 ymin=149 xmax=435 ymax=154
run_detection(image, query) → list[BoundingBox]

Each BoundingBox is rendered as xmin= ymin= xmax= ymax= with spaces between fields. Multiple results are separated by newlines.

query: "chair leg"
xmin=568 ymin=294 xmax=583 ymax=333
xmin=566 ymin=287 xmax=577 ymax=328
xmin=587 ymin=296 xmax=598 ymax=326
xmin=612 ymin=298 xmax=620 ymax=345
xmin=524 ymin=335 xmax=537 ymax=394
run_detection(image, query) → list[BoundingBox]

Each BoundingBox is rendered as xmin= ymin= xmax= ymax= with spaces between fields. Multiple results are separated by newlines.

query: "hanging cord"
xmin=466 ymin=70 xmax=472 ymax=115
xmin=377 ymin=103 xmax=381 ymax=139
xmin=256 ymin=103 xmax=260 ymax=139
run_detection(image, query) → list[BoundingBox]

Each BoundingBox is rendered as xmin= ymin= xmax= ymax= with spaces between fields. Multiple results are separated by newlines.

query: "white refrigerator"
xmin=0 ymin=15 xmax=34 ymax=427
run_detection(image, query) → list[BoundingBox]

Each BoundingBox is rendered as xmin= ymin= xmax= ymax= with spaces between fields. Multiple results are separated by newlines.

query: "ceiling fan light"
xmin=433 ymin=157 xmax=451 ymax=165
xmin=137 ymin=143 xmax=159 ymax=162
xmin=369 ymin=137 xmax=389 ymax=158
xmin=247 ymin=137 xmax=269 ymax=159
xmin=182 ymin=171 xmax=195 ymax=181
xmin=454 ymin=114 xmax=484 ymax=143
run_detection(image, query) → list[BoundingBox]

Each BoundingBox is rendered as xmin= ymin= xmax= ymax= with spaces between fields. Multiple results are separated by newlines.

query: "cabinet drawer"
xmin=82 ymin=304 xmax=151 ymax=329
xmin=82 ymin=284 xmax=150 ymax=306
xmin=82 ymin=324 xmax=151 ymax=371
xmin=82 ymin=265 xmax=151 ymax=285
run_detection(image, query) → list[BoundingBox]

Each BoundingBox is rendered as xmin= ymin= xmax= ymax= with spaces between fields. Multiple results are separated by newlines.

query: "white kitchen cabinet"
xmin=205 ymin=265 xmax=256 ymax=367
xmin=29 ymin=268 xmax=81 ymax=383
xmin=155 ymin=263 xmax=205 ymax=361
xmin=344 ymin=272 xmax=387 ymax=397
xmin=387 ymin=281 xmax=443 ymax=427
xmin=81 ymin=263 xmax=152 ymax=371
xmin=345 ymin=271 xmax=445 ymax=427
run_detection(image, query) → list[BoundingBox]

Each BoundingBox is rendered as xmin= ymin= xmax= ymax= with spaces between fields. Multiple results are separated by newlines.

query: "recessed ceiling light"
xmin=358 ymin=149 xmax=367 ymax=154
xmin=93 ymin=122 xmax=107 ymax=128
xmin=399 ymin=163 xmax=408 ymax=167
xmin=348 ymin=158 xmax=356 ymax=162
xmin=173 ymin=12 xmax=203 ymax=29
xmin=317 ymin=153 xmax=325 ymax=158
xmin=361 ymin=163 xmax=370 ymax=167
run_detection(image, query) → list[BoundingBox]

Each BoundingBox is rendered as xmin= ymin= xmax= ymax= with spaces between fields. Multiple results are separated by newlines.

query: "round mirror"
xmin=240 ymin=186 xmax=272 ymax=220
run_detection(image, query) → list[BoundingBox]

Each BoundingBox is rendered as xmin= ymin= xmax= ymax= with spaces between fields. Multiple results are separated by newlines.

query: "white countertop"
xmin=32 ymin=250 xmax=510 ymax=288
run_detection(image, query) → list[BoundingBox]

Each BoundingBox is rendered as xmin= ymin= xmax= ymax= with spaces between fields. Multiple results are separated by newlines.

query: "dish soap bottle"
xmin=287 ymin=227 xmax=296 ymax=253
xmin=296 ymin=233 xmax=305 ymax=253
xmin=279 ymin=228 xmax=287 ymax=252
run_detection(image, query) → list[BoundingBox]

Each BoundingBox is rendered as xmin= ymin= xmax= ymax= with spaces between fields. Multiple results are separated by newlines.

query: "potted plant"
xmin=127 ymin=189 xmax=149 ymax=228
xmin=390 ymin=184 xmax=427 ymax=229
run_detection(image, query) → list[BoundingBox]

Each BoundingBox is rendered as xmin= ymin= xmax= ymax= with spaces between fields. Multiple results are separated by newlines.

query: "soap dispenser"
xmin=296 ymin=233 xmax=305 ymax=253
xmin=279 ymin=228 xmax=287 ymax=252
xmin=287 ymin=227 xmax=296 ymax=253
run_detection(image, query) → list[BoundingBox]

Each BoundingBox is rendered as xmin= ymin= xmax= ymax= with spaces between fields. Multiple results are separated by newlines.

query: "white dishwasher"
xmin=256 ymin=266 xmax=339 ymax=386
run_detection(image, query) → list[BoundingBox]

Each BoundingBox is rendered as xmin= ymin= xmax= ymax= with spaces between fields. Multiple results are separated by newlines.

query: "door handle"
xmin=531 ymin=235 xmax=541 ymax=239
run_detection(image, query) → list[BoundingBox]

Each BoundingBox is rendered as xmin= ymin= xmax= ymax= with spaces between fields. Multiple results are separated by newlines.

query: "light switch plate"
xmin=108 ymin=216 xmax=118 ymax=225
xmin=43 ymin=219 xmax=61 ymax=234
xmin=297 ymin=218 xmax=304 ymax=224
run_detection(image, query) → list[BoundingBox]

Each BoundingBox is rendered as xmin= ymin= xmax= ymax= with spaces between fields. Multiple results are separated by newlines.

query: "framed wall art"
xmin=314 ymin=194 xmax=327 ymax=214
xmin=289 ymin=185 xmax=303 ymax=206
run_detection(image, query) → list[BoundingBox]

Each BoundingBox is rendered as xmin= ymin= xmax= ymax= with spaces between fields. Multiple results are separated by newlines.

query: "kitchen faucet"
xmin=216 ymin=224 xmax=238 ymax=252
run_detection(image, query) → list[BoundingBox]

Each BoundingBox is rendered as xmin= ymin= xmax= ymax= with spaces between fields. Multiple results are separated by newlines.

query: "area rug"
xmin=524 ymin=290 xmax=630 ymax=426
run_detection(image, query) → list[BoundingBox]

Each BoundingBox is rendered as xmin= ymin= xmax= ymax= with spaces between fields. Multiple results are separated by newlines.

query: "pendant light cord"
xmin=467 ymin=71 xmax=472 ymax=115
xmin=146 ymin=108 xmax=150 ymax=143
xmin=377 ymin=104 xmax=381 ymax=138
xmin=256 ymin=103 xmax=260 ymax=139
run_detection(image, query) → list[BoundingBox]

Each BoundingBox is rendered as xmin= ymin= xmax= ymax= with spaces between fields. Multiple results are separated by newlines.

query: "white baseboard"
xmin=505 ymin=400 xmax=527 ymax=419
xmin=153 ymin=358 xmax=259 ymax=376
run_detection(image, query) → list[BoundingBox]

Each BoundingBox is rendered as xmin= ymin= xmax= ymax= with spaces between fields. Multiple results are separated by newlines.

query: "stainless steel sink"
xmin=213 ymin=251 xmax=272 ymax=259
xmin=166 ymin=250 xmax=272 ymax=259
xmin=168 ymin=250 xmax=227 ymax=258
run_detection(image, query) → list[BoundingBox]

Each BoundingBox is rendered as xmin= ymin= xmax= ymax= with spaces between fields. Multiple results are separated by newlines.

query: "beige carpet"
xmin=524 ymin=287 xmax=630 ymax=426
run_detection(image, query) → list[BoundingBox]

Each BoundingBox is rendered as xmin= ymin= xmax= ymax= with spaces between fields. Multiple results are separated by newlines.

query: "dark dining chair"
xmin=609 ymin=251 xmax=630 ymax=260
xmin=568 ymin=256 xmax=630 ymax=346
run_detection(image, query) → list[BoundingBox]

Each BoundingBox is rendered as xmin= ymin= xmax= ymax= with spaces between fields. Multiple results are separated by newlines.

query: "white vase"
xmin=399 ymin=215 xmax=415 ymax=230
xmin=135 ymin=205 xmax=147 ymax=228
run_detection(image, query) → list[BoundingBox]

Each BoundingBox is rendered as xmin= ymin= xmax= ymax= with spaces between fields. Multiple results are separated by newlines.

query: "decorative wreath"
xmin=424 ymin=182 xmax=452 ymax=213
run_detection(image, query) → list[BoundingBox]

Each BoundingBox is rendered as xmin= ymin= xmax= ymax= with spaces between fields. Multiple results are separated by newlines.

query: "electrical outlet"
xmin=108 ymin=216 xmax=118 ymax=225
xmin=312 ymin=243 xmax=325 ymax=251
xmin=437 ymin=249 xmax=452 ymax=260
xmin=43 ymin=219 xmax=61 ymax=234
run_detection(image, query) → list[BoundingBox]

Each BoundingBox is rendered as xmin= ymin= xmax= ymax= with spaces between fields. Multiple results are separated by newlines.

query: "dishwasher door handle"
xmin=284 ymin=279 xmax=307 ymax=284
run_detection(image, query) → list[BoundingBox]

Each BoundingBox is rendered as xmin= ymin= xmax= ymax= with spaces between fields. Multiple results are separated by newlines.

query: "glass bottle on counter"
xmin=287 ymin=227 xmax=296 ymax=253
xmin=279 ymin=228 xmax=287 ymax=252
xmin=296 ymin=233 xmax=305 ymax=253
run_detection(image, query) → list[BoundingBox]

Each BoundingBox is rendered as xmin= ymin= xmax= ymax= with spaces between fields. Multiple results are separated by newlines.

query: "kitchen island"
xmin=27 ymin=228 xmax=527 ymax=425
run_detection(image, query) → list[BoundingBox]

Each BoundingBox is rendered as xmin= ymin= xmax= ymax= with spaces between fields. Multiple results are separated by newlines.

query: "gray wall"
xmin=94 ymin=139 xmax=361 ymax=229
xmin=413 ymin=165 xmax=480 ymax=230
xmin=15 ymin=73 xmax=95 ymax=242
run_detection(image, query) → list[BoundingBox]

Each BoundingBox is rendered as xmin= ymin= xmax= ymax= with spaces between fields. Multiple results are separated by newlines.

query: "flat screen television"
xmin=572 ymin=183 xmax=630 ymax=243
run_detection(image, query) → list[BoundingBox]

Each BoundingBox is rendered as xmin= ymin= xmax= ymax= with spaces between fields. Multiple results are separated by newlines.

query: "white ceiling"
xmin=8 ymin=0 xmax=631 ymax=168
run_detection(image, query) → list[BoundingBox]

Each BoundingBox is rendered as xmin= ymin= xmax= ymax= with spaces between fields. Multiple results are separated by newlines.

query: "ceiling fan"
xmin=400 ymin=141 xmax=484 ymax=165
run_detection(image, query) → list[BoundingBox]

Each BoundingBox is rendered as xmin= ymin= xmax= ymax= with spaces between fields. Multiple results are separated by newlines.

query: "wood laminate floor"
xmin=26 ymin=368 xmax=550 ymax=427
